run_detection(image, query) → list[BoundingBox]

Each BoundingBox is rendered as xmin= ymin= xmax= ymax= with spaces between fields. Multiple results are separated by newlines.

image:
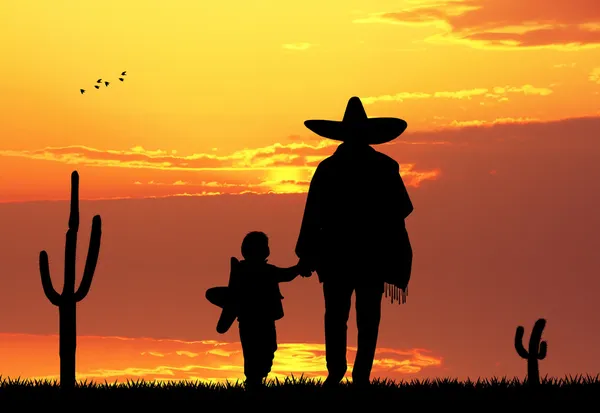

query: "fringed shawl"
xmin=384 ymin=283 xmax=406 ymax=304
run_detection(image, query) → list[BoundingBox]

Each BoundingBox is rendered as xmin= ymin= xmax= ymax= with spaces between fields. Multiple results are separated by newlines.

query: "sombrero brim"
xmin=206 ymin=286 xmax=238 ymax=334
xmin=304 ymin=118 xmax=407 ymax=145
xmin=206 ymin=286 xmax=229 ymax=308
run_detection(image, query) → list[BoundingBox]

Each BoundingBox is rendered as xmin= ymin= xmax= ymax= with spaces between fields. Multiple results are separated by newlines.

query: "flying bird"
xmin=94 ymin=85 xmax=100 ymax=89
xmin=80 ymin=89 xmax=85 ymax=94
xmin=97 ymin=79 xmax=102 ymax=83
xmin=121 ymin=71 xmax=127 ymax=76
xmin=104 ymin=81 xmax=110 ymax=87
xmin=119 ymin=77 xmax=124 ymax=81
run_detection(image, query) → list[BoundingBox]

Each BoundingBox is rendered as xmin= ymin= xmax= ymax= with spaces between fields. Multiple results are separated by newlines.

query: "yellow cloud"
xmin=0 ymin=333 xmax=443 ymax=384
xmin=553 ymin=63 xmax=577 ymax=68
xmin=353 ymin=0 xmax=600 ymax=51
xmin=140 ymin=351 xmax=165 ymax=358
xmin=449 ymin=116 xmax=541 ymax=128
xmin=590 ymin=68 xmax=600 ymax=84
xmin=282 ymin=43 xmax=313 ymax=51
xmin=0 ymin=140 xmax=441 ymax=198
xmin=0 ymin=141 xmax=336 ymax=172
xmin=362 ymin=84 xmax=553 ymax=105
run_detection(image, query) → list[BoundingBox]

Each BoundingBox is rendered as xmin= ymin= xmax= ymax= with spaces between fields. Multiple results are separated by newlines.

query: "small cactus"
xmin=39 ymin=171 xmax=102 ymax=391
xmin=515 ymin=318 xmax=547 ymax=386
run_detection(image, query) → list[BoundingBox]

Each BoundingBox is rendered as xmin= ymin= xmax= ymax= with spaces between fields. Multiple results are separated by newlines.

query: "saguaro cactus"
xmin=39 ymin=171 xmax=102 ymax=390
xmin=515 ymin=318 xmax=547 ymax=386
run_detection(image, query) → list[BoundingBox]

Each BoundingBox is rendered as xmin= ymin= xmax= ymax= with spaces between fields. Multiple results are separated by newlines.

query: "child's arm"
xmin=271 ymin=264 xmax=301 ymax=283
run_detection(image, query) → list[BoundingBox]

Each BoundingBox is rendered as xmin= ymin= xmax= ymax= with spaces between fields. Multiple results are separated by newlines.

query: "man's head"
xmin=241 ymin=231 xmax=270 ymax=262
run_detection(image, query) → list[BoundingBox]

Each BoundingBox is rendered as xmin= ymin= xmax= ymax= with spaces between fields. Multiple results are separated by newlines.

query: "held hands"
xmin=297 ymin=258 xmax=314 ymax=278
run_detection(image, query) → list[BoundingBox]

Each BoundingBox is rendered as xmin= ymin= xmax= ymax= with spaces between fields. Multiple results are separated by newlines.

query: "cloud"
xmin=4 ymin=115 xmax=598 ymax=203
xmin=6 ymin=115 xmax=593 ymax=203
xmin=553 ymin=63 xmax=577 ymax=68
xmin=0 ymin=142 xmax=335 ymax=172
xmin=590 ymin=67 xmax=600 ymax=84
xmin=353 ymin=0 xmax=600 ymax=50
xmin=448 ymin=116 xmax=541 ymax=127
xmin=131 ymin=178 xmax=313 ymax=197
xmin=0 ymin=333 xmax=443 ymax=383
xmin=361 ymin=84 xmax=553 ymax=104
xmin=282 ymin=43 xmax=313 ymax=51
xmin=0 ymin=139 xmax=440 ymax=199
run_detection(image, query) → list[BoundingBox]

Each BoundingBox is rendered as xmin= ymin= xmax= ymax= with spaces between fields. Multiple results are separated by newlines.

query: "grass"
xmin=0 ymin=374 xmax=598 ymax=403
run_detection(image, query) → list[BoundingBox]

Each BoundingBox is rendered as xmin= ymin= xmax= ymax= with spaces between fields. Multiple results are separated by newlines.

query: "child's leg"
xmin=256 ymin=320 xmax=278 ymax=379
xmin=238 ymin=321 xmax=264 ymax=384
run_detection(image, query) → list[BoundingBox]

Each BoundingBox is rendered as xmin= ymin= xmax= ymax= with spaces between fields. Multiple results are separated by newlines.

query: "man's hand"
xmin=297 ymin=259 xmax=314 ymax=278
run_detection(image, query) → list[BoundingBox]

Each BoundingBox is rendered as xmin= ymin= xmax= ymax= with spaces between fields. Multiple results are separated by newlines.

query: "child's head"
xmin=241 ymin=231 xmax=270 ymax=262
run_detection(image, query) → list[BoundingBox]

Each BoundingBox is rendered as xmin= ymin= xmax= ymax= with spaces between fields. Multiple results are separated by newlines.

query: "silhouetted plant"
xmin=515 ymin=318 xmax=547 ymax=386
xmin=39 ymin=171 xmax=102 ymax=391
xmin=1 ymin=374 xmax=599 ymax=401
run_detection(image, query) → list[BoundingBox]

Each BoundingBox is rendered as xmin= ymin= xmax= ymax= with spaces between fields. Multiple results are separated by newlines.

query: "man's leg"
xmin=352 ymin=282 xmax=384 ymax=386
xmin=323 ymin=280 xmax=353 ymax=386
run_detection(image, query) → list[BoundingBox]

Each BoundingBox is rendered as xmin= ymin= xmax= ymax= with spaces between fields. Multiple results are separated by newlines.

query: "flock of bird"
xmin=80 ymin=71 xmax=127 ymax=94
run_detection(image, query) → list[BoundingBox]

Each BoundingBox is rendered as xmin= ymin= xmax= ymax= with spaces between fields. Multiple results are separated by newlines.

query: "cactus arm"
xmin=529 ymin=318 xmax=546 ymax=355
xmin=538 ymin=341 xmax=547 ymax=359
xmin=39 ymin=251 xmax=62 ymax=306
xmin=74 ymin=215 xmax=102 ymax=303
xmin=514 ymin=326 xmax=529 ymax=359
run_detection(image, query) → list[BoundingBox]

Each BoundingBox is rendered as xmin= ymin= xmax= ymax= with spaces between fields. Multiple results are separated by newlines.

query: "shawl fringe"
xmin=384 ymin=283 xmax=405 ymax=305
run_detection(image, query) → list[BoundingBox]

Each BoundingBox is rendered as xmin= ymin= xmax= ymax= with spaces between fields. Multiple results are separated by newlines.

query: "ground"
xmin=0 ymin=375 xmax=597 ymax=405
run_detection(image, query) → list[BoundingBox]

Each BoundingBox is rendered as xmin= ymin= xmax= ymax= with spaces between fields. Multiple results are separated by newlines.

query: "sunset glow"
xmin=1 ymin=0 xmax=600 ymax=383
xmin=0 ymin=334 xmax=442 ymax=383
xmin=2 ymin=0 xmax=599 ymax=203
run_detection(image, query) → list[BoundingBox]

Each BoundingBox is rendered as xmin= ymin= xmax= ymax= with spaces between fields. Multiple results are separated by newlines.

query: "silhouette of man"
xmin=296 ymin=96 xmax=414 ymax=388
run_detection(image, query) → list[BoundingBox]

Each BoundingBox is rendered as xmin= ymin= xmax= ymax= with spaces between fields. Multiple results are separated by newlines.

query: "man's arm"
xmin=392 ymin=161 xmax=414 ymax=220
xmin=295 ymin=165 xmax=324 ymax=271
xmin=391 ymin=161 xmax=414 ymax=292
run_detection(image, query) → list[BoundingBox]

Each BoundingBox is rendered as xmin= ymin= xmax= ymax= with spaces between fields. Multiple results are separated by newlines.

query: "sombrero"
xmin=304 ymin=96 xmax=407 ymax=145
xmin=205 ymin=257 xmax=241 ymax=334
xmin=206 ymin=286 xmax=237 ymax=334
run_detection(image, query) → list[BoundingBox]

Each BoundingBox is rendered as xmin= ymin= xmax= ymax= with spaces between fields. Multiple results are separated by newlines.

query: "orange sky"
xmin=1 ymin=0 xmax=600 ymax=383
xmin=0 ymin=333 xmax=442 ymax=383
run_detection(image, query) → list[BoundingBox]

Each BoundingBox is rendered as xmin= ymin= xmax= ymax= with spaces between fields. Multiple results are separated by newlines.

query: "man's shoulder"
xmin=316 ymin=154 xmax=336 ymax=168
xmin=371 ymin=150 xmax=400 ymax=171
xmin=311 ymin=155 xmax=338 ymax=178
xmin=315 ymin=145 xmax=399 ymax=171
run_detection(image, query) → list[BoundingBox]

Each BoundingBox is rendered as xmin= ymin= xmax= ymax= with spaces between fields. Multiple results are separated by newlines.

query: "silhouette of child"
xmin=206 ymin=231 xmax=307 ymax=389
